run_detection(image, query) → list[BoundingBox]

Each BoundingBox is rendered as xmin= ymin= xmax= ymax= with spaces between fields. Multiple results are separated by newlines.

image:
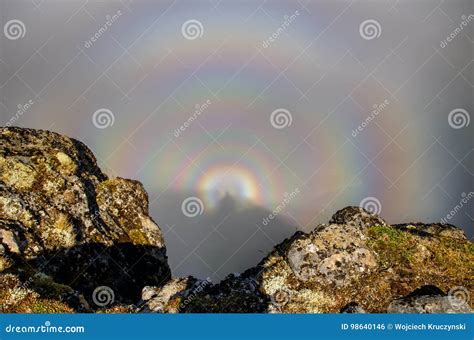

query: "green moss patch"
xmin=367 ymin=225 xmax=417 ymax=267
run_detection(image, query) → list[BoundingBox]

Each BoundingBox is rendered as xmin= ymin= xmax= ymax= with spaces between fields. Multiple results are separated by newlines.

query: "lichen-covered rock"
xmin=255 ymin=209 xmax=473 ymax=313
xmin=140 ymin=277 xmax=198 ymax=313
xmin=166 ymin=207 xmax=473 ymax=313
xmin=143 ymin=267 xmax=268 ymax=313
xmin=286 ymin=224 xmax=378 ymax=287
xmin=387 ymin=285 xmax=472 ymax=313
xmin=179 ymin=270 xmax=267 ymax=313
xmin=0 ymin=127 xmax=170 ymax=309
xmin=100 ymin=304 xmax=136 ymax=313
xmin=340 ymin=302 xmax=366 ymax=313
xmin=329 ymin=206 xmax=388 ymax=230
xmin=0 ymin=273 xmax=74 ymax=313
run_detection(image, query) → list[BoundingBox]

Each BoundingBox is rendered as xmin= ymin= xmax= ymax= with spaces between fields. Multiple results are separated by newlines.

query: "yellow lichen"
xmin=42 ymin=212 xmax=76 ymax=250
xmin=55 ymin=152 xmax=77 ymax=175
xmin=0 ymin=256 xmax=13 ymax=272
xmin=0 ymin=196 xmax=34 ymax=227
xmin=284 ymin=288 xmax=334 ymax=313
xmin=127 ymin=229 xmax=149 ymax=245
xmin=0 ymin=158 xmax=36 ymax=190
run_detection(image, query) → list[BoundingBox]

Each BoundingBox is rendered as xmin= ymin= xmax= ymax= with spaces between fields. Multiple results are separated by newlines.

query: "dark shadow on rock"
xmin=405 ymin=285 xmax=445 ymax=297
xmin=393 ymin=222 xmax=468 ymax=239
xmin=172 ymin=266 xmax=269 ymax=313
xmin=69 ymin=138 xmax=107 ymax=181
xmin=340 ymin=302 xmax=365 ymax=313
xmin=18 ymin=242 xmax=171 ymax=307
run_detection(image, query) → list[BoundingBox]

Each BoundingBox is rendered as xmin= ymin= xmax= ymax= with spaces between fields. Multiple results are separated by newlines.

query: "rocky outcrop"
xmin=0 ymin=127 xmax=170 ymax=308
xmin=0 ymin=273 xmax=74 ymax=313
xmin=387 ymin=285 xmax=472 ymax=313
xmin=139 ymin=277 xmax=212 ymax=313
xmin=1 ymin=127 xmax=472 ymax=313
xmin=155 ymin=207 xmax=473 ymax=313
xmin=340 ymin=302 xmax=366 ymax=313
